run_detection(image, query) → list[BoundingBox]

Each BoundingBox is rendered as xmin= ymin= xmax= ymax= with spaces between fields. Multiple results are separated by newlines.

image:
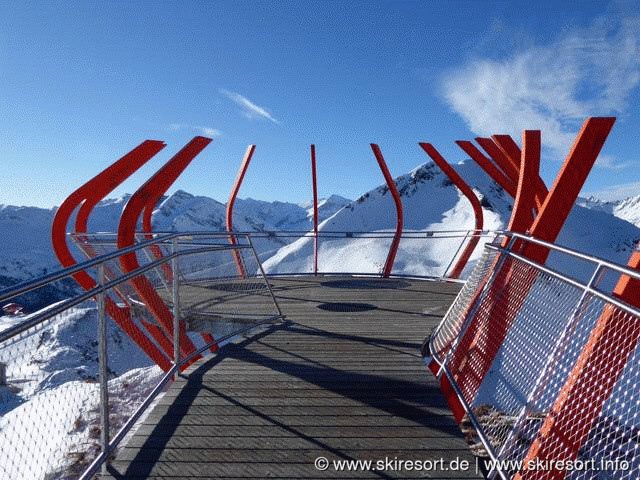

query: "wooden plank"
xmin=106 ymin=277 xmax=481 ymax=480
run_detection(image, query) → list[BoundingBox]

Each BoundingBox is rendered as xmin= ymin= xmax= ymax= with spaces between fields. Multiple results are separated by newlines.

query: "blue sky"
xmin=1 ymin=0 xmax=640 ymax=208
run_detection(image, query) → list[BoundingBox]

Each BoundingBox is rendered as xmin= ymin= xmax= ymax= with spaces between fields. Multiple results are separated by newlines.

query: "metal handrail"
xmin=1 ymin=231 xmax=286 ymax=480
xmin=71 ymin=229 xmax=492 ymax=238
xmin=487 ymin=244 xmax=640 ymax=318
xmin=428 ymin=232 xmax=640 ymax=371
xmin=0 ymin=232 xmax=179 ymax=303
xmin=427 ymin=231 xmax=640 ymax=480
xmin=78 ymin=313 xmax=283 ymax=480
xmin=0 ymin=242 xmax=250 ymax=344
xmin=505 ymin=231 xmax=640 ymax=282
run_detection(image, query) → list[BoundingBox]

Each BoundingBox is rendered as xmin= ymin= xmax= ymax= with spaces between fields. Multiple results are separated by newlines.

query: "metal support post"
xmin=246 ymin=234 xmax=285 ymax=320
xmin=311 ymin=144 xmax=319 ymax=276
xmin=0 ymin=362 xmax=6 ymax=386
xmin=172 ymin=238 xmax=180 ymax=370
xmin=443 ymin=231 xmax=469 ymax=278
xmin=97 ymin=263 xmax=109 ymax=476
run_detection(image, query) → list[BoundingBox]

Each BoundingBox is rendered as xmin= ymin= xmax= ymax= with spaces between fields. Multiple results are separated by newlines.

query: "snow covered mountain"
xmin=2 ymin=161 xmax=639 ymax=480
xmin=264 ymin=160 xmax=640 ymax=282
xmin=0 ymin=193 xmax=351 ymax=302
xmin=151 ymin=190 xmax=350 ymax=232
xmin=578 ymin=195 xmax=640 ymax=228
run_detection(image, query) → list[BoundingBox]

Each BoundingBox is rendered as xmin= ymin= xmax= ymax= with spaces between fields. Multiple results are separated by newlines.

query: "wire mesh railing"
xmin=238 ymin=229 xmax=494 ymax=279
xmin=0 ymin=232 xmax=283 ymax=480
xmin=428 ymin=233 xmax=640 ymax=480
xmin=0 ymin=227 xmax=493 ymax=479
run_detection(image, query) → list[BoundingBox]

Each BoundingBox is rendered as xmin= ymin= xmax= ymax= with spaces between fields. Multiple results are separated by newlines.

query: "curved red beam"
xmin=370 ymin=144 xmax=403 ymax=278
xmin=419 ymin=143 xmax=484 ymax=279
xmin=516 ymin=117 xmax=617 ymax=480
xmin=69 ymin=141 xmax=178 ymax=361
xmin=475 ymin=137 xmax=519 ymax=183
xmin=118 ymin=137 xmax=212 ymax=361
xmin=51 ymin=140 xmax=172 ymax=371
xmin=491 ymin=134 xmax=548 ymax=212
xmin=506 ymin=131 xmax=540 ymax=237
xmin=226 ymin=145 xmax=256 ymax=278
xmin=137 ymin=150 xmax=218 ymax=352
xmin=455 ymin=140 xmax=517 ymax=198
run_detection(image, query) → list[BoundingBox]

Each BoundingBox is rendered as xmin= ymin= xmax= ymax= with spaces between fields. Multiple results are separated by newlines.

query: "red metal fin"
xmin=226 ymin=145 xmax=256 ymax=278
xmin=419 ymin=143 xmax=483 ymax=279
xmin=370 ymin=144 xmax=403 ymax=278
xmin=118 ymin=137 xmax=213 ymax=361
xmin=455 ymin=140 xmax=517 ymax=198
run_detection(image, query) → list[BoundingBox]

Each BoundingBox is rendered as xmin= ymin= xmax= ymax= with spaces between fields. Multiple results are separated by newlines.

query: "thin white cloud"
xmin=219 ymin=88 xmax=280 ymax=125
xmin=585 ymin=180 xmax=640 ymax=201
xmin=170 ymin=123 xmax=223 ymax=137
xmin=595 ymin=154 xmax=638 ymax=170
xmin=440 ymin=14 xmax=640 ymax=167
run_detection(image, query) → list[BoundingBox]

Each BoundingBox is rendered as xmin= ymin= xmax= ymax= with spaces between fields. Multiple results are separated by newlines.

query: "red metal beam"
xmin=506 ymin=131 xmax=540 ymax=236
xmin=118 ymin=137 xmax=212 ymax=361
xmin=455 ymin=140 xmax=518 ymax=198
xmin=492 ymin=134 xmax=548 ymax=212
xmin=441 ymin=132 xmax=543 ymax=406
xmin=51 ymin=140 xmax=172 ymax=371
xmin=136 ymin=147 xmax=218 ymax=351
xmin=524 ymin=117 xmax=616 ymax=263
xmin=370 ymin=145 xmax=403 ymax=278
xmin=476 ymin=137 xmax=519 ymax=183
xmin=515 ymin=117 xmax=626 ymax=480
xmin=428 ymin=119 xmax=616 ymax=437
xmin=311 ymin=145 xmax=319 ymax=276
xmin=419 ymin=143 xmax=483 ymax=279
xmin=226 ymin=145 xmax=256 ymax=278
xmin=71 ymin=141 xmax=180 ymax=361
xmin=516 ymin=247 xmax=640 ymax=480
xmin=71 ymin=141 xmax=166 ymax=233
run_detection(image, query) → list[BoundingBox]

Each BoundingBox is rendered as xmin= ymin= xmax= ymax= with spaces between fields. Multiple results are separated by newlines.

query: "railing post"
xmin=311 ymin=144 xmax=319 ymax=276
xmin=171 ymin=237 xmax=180 ymax=370
xmin=97 ymin=263 xmax=109 ymax=477
xmin=0 ymin=362 xmax=6 ymax=386
xmin=443 ymin=231 xmax=469 ymax=278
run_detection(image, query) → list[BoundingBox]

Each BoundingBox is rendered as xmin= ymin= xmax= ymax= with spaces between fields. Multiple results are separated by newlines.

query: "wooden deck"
xmin=105 ymin=276 xmax=482 ymax=479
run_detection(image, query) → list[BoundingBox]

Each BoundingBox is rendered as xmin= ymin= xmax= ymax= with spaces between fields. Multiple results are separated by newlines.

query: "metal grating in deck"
xmin=104 ymin=276 xmax=482 ymax=479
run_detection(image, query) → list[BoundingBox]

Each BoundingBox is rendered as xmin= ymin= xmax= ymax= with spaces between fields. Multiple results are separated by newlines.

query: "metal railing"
xmin=71 ymin=229 xmax=494 ymax=281
xmin=0 ymin=232 xmax=283 ymax=480
xmin=230 ymin=229 xmax=493 ymax=281
xmin=428 ymin=232 xmax=640 ymax=480
xmin=0 ymin=228 xmax=490 ymax=479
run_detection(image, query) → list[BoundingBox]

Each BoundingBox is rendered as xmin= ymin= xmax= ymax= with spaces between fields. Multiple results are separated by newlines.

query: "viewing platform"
xmin=3 ymin=117 xmax=637 ymax=479
xmin=104 ymin=276 xmax=481 ymax=479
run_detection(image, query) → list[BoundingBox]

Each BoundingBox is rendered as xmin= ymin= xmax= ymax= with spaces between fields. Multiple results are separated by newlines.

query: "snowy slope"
xmin=0 ymin=193 xmax=350 ymax=300
xmin=264 ymin=161 xmax=507 ymax=276
xmin=0 ymin=205 xmax=59 ymax=280
xmin=264 ymin=161 xmax=640 ymax=280
xmin=0 ymin=304 xmax=161 ymax=480
xmin=579 ymin=195 xmax=640 ymax=228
